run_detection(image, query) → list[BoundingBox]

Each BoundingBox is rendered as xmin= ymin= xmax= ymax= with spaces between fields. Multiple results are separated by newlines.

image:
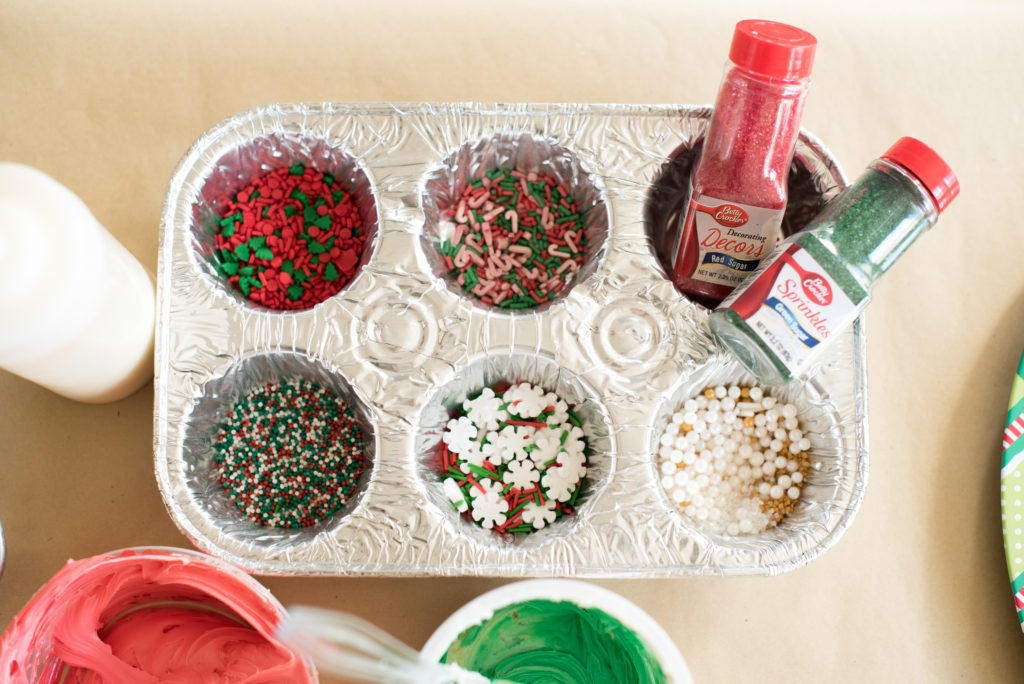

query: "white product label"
xmin=728 ymin=245 xmax=859 ymax=376
xmin=683 ymin=194 xmax=784 ymax=287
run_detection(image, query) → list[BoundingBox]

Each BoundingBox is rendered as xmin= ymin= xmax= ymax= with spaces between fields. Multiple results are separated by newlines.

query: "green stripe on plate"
xmin=1012 ymin=571 xmax=1024 ymax=595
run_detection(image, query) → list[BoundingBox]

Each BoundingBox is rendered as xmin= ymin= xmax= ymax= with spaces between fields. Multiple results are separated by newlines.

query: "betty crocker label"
xmin=704 ymin=203 xmax=749 ymax=228
xmin=727 ymin=244 xmax=858 ymax=375
xmin=683 ymin=194 xmax=784 ymax=288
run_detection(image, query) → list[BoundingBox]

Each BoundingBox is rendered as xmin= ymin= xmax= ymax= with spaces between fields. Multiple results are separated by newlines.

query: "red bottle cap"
xmin=729 ymin=19 xmax=817 ymax=81
xmin=881 ymin=137 xmax=960 ymax=213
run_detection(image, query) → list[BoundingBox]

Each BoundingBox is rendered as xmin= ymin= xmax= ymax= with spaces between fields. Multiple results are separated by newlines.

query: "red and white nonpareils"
xmin=435 ymin=168 xmax=587 ymax=310
xmin=656 ymin=384 xmax=812 ymax=535
xmin=212 ymin=379 xmax=368 ymax=529
xmin=436 ymin=382 xmax=589 ymax=535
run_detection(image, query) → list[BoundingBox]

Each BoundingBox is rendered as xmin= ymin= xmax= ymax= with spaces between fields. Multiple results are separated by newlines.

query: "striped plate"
xmin=1001 ymin=349 xmax=1024 ymax=631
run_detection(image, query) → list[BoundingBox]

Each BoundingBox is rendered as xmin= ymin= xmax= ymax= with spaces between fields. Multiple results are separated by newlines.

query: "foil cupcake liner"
xmin=156 ymin=103 xmax=865 ymax=575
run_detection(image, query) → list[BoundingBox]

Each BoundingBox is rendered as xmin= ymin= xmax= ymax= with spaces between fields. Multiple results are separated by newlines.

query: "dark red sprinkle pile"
xmin=214 ymin=164 xmax=366 ymax=310
xmin=212 ymin=379 xmax=368 ymax=528
xmin=435 ymin=168 xmax=587 ymax=309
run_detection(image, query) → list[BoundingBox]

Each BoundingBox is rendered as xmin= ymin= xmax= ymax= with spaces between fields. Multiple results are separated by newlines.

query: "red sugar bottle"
xmin=670 ymin=19 xmax=817 ymax=308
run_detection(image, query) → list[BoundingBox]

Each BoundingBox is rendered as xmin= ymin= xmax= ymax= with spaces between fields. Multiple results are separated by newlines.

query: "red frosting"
xmin=0 ymin=549 xmax=314 ymax=683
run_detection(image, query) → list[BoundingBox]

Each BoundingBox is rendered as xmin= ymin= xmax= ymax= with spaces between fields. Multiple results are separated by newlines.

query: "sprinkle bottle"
xmin=670 ymin=19 xmax=817 ymax=308
xmin=709 ymin=137 xmax=960 ymax=385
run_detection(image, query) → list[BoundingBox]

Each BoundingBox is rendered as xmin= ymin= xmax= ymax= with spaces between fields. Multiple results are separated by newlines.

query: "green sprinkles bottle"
xmin=709 ymin=137 xmax=960 ymax=384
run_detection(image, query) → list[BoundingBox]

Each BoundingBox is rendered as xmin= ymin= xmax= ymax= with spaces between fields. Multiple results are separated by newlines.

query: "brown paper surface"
xmin=1 ymin=1 xmax=1022 ymax=681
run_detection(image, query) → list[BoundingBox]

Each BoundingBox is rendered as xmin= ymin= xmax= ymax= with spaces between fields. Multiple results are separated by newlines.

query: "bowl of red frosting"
xmin=0 ymin=547 xmax=316 ymax=683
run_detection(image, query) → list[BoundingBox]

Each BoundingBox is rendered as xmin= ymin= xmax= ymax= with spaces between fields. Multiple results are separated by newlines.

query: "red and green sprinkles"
xmin=213 ymin=163 xmax=366 ymax=311
xmin=213 ymin=379 xmax=368 ymax=528
xmin=435 ymin=382 xmax=589 ymax=536
xmin=436 ymin=168 xmax=587 ymax=309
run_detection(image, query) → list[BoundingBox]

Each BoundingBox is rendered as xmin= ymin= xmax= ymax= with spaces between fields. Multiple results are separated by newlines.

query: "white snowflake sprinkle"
xmin=555 ymin=449 xmax=587 ymax=482
xmin=504 ymin=382 xmax=548 ymax=419
xmin=529 ymin=427 xmax=562 ymax=466
xmin=503 ymin=458 xmax=540 ymax=489
xmin=561 ymin=426 xmax=587 ymax=459
xmin=544 ymin=396 xmax=570 ymax=425
xmin=455 ymin=439 xmax=487 ymax=468
xmin=521 ymin=499 xmax=558 ymax=529
xmin=443 ymin=416 xmax=480 ymax=454
xmin=482 ymin=424 xmax=535 ymax=465
xmin=462 ymin=387 xmax=508 ymax=431
xmin=469 ymin=480 xmax=509 ymax=529
xmin=541 ymin=466 xmax=577 ymax=503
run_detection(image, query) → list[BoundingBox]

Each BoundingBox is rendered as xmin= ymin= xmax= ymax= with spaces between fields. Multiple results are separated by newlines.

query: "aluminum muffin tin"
xmin=155 ymin=103 xmax=866 ymax=576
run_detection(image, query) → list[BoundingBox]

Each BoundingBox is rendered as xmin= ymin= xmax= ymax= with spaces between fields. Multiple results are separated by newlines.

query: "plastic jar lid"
xmin=881 ymin=136 xmax=960 ymax=213
xmin=729 ymin=19 xmax=817 ymax=81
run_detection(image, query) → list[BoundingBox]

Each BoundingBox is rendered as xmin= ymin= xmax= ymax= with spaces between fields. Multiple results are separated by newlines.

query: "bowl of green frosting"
xmin=421 ymin=580 xmax=691 ymax=684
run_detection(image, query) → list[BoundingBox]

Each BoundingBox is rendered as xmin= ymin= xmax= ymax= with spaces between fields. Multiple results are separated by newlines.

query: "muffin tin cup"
xmin=420 ymin=131 xmax=610 ymax=314
xmin=179 ymin=351 xmax=377 ymax=551
xmin=414 ymin=350 xmax=614 ymax=551
xmin=156 ymin=103 xmax=865 ymax=575
xmin=649 ymin=353 xmax=863 ymax=568
xmin=186 ymin=129 xmax=380 ymax=314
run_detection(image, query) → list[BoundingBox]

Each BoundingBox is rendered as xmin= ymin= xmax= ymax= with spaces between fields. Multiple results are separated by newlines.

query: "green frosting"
xmin=440 ymin=599 xmax=668 ymax=684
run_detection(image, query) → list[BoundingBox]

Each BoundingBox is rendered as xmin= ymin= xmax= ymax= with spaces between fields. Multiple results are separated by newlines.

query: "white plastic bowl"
xmin=421 ymin=579 xmax=693 ymax=683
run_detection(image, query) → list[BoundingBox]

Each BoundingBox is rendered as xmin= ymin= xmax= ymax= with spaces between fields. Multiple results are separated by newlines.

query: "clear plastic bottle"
xmin=670 ymin=19 xmax=817 ymax=308
xmin=709 ymin=137 xmax=960 ymax=385
xmin=0 ymin=163 xmax=155 ymax=402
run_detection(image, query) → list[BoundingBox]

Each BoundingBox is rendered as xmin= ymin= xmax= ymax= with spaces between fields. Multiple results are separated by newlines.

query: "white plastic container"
xmin=0 ymin=163 xmax=154 ymax=402
xmin=421 ymin=579 xmax=693 ymax=683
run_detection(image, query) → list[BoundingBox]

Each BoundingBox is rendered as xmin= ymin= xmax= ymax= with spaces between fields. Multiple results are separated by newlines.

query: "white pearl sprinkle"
xmin=657 ymin=385 xmax=809 ymax=537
